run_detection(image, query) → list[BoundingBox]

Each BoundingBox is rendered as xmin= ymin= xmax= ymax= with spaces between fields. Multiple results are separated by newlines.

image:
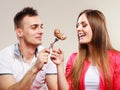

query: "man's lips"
xmin=36 ymin=36 xmax=42 ymax=40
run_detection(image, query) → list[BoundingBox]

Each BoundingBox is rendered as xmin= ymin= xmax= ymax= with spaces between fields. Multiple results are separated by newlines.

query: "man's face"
xmin=17 ymin=15 xmax=44 ymax=46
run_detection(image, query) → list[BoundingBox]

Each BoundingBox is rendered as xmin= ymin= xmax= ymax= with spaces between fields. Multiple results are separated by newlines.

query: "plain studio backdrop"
xmin=0 ymin=0 xmax=120 ymax=64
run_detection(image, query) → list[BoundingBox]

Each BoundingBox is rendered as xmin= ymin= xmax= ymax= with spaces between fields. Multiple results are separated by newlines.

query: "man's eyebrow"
xmin=31 ymin=24 xmax=39 ymax=27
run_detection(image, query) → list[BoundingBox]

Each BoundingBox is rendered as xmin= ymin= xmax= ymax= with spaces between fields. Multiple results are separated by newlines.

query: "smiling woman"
xmin=65 ymin=9 xmax=120 ymax=90
xmin=51 ymin=9 xmax=120 ymax=90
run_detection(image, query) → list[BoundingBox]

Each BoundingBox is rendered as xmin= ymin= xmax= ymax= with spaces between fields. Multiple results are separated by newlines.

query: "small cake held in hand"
xmin=49 ymin=29 xmax=67 ymax=49
xmin=54 ymin=29 xmax=67 ymax=40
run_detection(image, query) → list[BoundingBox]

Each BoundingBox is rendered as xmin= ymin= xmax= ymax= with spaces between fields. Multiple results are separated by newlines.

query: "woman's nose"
xmin=76 ymin=25 xmax=83 ymax=32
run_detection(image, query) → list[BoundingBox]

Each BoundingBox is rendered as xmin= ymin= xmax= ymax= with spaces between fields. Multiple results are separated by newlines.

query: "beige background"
xmin=0 ymin=0 xmax=120 ymax=63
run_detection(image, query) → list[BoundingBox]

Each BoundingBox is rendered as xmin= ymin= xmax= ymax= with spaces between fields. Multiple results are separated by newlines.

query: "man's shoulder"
xmin=0 ymin=44 xmax=15 ymax=54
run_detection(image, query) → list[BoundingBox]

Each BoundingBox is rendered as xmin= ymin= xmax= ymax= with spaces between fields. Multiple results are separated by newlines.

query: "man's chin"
xmin=32 ymin=42 xmax=41 ymax=46
xmin=37 ymin=42 xmax=42 ymax=46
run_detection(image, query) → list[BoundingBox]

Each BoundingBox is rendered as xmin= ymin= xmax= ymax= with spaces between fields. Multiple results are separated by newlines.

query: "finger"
xmin=50 ymin=56 xmax=56 ymax=60
xmin=57 ymin=48 xmax=62 ymax=54
xmin=44 ymin=48 xmax=50 ymax=54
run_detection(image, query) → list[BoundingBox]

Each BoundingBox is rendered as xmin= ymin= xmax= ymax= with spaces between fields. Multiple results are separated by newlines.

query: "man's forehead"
xmin=22 ymin=16 xmax=42 ymax=26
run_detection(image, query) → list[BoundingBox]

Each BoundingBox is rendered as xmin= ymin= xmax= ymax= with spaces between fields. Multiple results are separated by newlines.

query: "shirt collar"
xmin=14 ymin=43 xmax=38 ymax=58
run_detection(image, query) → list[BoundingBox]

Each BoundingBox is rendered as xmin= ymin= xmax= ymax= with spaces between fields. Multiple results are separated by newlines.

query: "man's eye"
xmin=40 ymin=24 xmax=43 ymax=29
xmin=31 ymin=26 xmax=37 ymax=29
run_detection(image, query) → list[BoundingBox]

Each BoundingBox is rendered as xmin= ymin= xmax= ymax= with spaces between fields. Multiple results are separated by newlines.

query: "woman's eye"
xmin=76 ymin=23 xmax=79 ymax=28
xmin=83 ymin=24 xmax=87 ymax=27
xmin=40 ymin=24 xmax=43 ymax=29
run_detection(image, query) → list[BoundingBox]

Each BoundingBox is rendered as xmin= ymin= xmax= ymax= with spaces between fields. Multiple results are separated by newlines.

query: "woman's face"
xmin=76 ymin=14 xmax=93 ymax=44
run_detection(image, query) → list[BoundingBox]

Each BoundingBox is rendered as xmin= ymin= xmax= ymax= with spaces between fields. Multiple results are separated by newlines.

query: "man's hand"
xmin=32 ymin=48 xmax=50 ymax=74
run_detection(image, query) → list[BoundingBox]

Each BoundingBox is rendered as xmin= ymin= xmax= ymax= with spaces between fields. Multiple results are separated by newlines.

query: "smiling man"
xmin=0 ymin=7 xmax=58 ymax=90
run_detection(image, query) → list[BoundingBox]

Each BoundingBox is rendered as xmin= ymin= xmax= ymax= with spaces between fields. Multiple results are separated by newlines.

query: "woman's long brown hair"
xmin=67 ymin=9 xmax=114 ymax=90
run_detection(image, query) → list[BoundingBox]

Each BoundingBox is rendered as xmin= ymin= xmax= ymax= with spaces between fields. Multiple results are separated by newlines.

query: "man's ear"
xmin=16 ymin=28 xmax=23 ymax=37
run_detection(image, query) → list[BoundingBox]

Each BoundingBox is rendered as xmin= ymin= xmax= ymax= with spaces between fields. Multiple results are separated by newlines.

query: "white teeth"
xmin=78 ymin=32 xmax=86 ymax=38
xmin=81 ymin=35 xmax=85 ymax=37
xmin=79 ymin=34 xmax=85 ymax=37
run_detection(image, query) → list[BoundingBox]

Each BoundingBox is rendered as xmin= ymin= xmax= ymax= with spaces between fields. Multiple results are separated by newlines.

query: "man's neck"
xmin=19 ymin=43 xmax=37 ymax=61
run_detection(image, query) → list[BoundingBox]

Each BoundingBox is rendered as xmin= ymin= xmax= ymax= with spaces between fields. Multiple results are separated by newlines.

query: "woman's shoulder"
xmin=108 ymin=50 xmax=120 ymax=57
xmin=67 ymin=52 xmax=77 ymax=64
xmin=108 ymin=50 xmax=120 ymax=64
xmin=69 ymin=52 xmax=77 ymax=59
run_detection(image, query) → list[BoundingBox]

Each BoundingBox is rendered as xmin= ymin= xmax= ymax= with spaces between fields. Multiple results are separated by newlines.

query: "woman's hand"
xmin=50 ymin=48 xmax=64 ymax=65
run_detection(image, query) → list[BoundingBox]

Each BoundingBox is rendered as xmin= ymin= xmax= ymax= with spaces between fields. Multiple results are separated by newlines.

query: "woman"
xmin=51 ymin=9 xmax=120 ymax=90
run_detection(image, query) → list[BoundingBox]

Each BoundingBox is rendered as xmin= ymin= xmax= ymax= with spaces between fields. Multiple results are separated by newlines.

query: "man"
xmin=0 ymin=7 xmax=58 ymax=90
